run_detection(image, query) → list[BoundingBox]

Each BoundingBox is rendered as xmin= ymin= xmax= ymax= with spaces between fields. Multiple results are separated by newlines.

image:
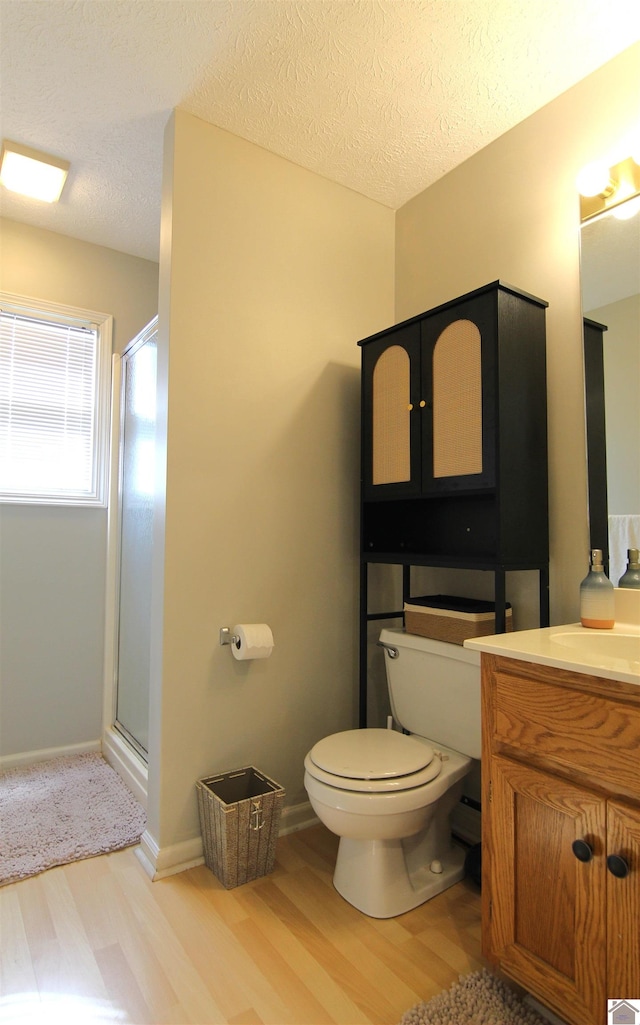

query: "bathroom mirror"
xmin=580 ymin=200 xmax=640 ymax=585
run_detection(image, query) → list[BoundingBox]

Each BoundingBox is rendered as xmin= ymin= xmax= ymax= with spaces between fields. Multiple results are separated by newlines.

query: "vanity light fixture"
xmin=576 ymin=161 xmax=616 ymax=199
xmin=0 ymin=140 xmax=70 ymax=203
xmin=578 ymin=154 xmax=640 ymax=223
xmin=612 ymin=194 xmax=640 ymax=220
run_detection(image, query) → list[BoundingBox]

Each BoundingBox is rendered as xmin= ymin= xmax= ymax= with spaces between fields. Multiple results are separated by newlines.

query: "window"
xmin=0 ymin=293 xmax=112 ymax=506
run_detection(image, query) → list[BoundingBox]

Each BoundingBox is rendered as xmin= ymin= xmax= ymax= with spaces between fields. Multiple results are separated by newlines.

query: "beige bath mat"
xmin=0 ymin=752 xmax=146 ymax=886
xmin=399 ymin=968 xmax=551 ymax=1025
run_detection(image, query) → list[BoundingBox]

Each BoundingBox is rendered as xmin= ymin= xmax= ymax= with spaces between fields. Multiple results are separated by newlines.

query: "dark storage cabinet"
xmin=358 ymin=281 xmax=550 ymax=725
xmin=360 ymin=282 xmax=548 ymax=563
xmin=361 ymin=292 xmax=497 ymax=500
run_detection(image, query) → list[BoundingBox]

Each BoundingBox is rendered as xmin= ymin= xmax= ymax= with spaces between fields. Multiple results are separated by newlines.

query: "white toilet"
xmin=304 ymin=627 xmax=481 ymax=918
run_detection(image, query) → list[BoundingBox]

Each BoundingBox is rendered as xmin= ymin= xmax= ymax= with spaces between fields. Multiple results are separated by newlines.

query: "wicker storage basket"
xmin=196 ymin=766 xmax=285 ymax=888
xmin=404 ymin=594 xmax=513 ymax=646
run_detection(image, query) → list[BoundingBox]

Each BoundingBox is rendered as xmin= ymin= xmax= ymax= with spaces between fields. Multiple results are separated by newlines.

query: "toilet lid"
xmin=306 ymin=729 xmax=442 ymax=792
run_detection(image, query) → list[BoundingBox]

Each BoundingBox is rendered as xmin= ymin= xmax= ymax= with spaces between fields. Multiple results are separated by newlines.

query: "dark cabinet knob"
xmin=572 ymin=839 xmax=594 ymax=863
xmin=607 ymin=854 xmax=630 ymax=878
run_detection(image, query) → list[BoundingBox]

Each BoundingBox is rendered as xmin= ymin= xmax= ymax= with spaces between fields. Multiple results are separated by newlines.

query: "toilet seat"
xmin=306 ymin=729 xmax=442 ymax=793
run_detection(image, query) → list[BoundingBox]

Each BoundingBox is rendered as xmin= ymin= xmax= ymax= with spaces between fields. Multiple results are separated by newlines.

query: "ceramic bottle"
xmin=580 ymin=549 xmax=615 ymax=629
xmin=618 ymin=548 xmax=640 ymax=589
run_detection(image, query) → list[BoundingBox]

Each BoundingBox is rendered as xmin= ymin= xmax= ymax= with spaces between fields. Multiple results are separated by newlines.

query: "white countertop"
xmin=464 ymin=618 xmax=640 ymax=686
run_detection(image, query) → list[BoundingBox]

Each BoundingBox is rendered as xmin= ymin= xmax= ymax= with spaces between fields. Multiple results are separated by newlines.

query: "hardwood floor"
xmin=0 ymin=825 xmax=484 ymax=1025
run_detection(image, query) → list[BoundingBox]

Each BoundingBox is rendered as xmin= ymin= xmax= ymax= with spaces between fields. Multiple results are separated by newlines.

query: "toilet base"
xmin=332 ymin=835 xmax=467 ymax=918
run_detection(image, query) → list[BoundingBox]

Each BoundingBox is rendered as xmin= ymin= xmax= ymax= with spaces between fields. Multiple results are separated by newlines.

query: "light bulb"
xmin=576 ymin=161 xmax=615 ymax=198
xmin=613 ymin=195 xmax=640 ymax=220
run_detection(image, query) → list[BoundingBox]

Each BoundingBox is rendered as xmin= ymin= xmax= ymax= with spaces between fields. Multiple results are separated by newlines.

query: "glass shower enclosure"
xmin=111 ymin=317 xmax=157 ymax=760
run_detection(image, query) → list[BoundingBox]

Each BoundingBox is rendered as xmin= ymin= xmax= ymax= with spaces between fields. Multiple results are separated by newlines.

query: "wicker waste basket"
xmin=196 ymin=766 xmax=285 ymax=889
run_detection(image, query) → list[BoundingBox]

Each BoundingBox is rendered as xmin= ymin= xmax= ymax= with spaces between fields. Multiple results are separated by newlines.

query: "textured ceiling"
xmin=1 ymin=0 xmax=640 ymax=262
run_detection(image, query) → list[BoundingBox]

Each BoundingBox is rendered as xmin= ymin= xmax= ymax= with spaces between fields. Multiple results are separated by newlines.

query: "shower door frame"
xmin=102 ymin=316 xmax=158 ymax=808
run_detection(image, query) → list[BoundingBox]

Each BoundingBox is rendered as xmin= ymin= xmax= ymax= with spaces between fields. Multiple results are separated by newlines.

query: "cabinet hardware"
xmin=606 ymin=853 xmax=630 ymax=878
xmin=572 ymin=839 xmax=594 ymax=863
xmin=419 ymin=400 xmax=426 ymax=408
xmin=408 ymin=403 xmax=413 ymax=410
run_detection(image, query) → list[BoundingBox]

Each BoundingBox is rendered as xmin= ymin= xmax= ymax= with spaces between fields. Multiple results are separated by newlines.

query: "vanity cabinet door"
xmin=487 ymin=755 xmax=607 ymax=1025
xmin=607 ymin=800 xmax=640 ymax=996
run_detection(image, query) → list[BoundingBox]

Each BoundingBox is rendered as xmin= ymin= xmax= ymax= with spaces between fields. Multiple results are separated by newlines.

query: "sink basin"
xmin=550 ymin=630 xmax=640 ymax=663
xmin=464 ymin=598 xmax=640 ymax=683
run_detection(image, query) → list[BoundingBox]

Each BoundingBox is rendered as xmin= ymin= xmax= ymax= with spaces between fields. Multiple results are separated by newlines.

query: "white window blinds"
xmin=0 ymin=295 xmax=112 ymax=505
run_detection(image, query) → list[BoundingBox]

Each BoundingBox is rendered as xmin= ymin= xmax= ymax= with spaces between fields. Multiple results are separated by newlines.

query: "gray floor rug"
xmin=400 ymin=969 xmax=551 ymax=1025
xmin=0 ymin=752 xmax=146 ymax=886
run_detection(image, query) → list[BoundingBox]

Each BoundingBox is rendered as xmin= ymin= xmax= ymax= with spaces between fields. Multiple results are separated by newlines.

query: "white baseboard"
xmin=102 ymin=728 xmax=148 ymax=810
xmin=279 ymin=800 xmax=319 ymax=836
xmin=136 ymin=829 xmax=204 ymax=880
xmin=0 ymin=739 xmax=101 ymax=771
xmin=136 ymin=800 xmax=319 ymax=881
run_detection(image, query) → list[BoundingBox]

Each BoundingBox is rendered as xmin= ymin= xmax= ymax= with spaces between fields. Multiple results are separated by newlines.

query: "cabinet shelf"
xmin=361 ymin=551 xmax=548 ymax=572
xmin=359 ymin=556 xmax=549 ymax=726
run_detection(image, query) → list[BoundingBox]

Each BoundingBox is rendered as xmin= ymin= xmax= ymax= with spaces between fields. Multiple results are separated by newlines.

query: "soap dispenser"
xmin=580 ymin=549 xmax=615 ymax=629
xmin=618 ymin=549 xmax=640 ymax=589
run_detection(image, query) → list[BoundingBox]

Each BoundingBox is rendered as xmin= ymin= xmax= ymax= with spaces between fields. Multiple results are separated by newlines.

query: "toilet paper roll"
xmin=232 ymin=623 xmax=274 ymax=661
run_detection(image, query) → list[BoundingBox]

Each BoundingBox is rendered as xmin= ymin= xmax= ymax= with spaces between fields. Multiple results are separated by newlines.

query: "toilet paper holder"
xmin=220 ymin=623 xmax=274 ymax=660
xmin=219 ymin=627 xmax=241 ymax=649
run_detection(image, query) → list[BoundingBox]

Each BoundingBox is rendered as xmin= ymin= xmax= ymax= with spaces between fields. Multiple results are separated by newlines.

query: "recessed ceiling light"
xmin=0 ymin=140 xmax=70 ymax=203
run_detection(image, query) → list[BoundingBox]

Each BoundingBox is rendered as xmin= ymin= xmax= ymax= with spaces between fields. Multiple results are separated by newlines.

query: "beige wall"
xmin=0 ymin=221 xmax=158 ymax=759
xmin=395 ymin=42 xmax=640 ymax=627
xmin=148 ymin=112 xmax=395 ymax=849
xmin=0 ymin=219 xmax=159 ymax=354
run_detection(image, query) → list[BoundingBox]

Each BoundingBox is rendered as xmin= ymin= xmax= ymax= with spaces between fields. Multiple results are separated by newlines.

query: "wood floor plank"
xmin=236 ymin=883 xmax=369 ymax=1025
xmin=231 ymin=914 xmax=333 ymax=1025
xmin=184 ymin=864 xmax=251 ymax=927
xmin=94 ymin=941 xmax=153 ymax=1023
xmin=350 ymin=903 xmax=480 ymax=1000
xmin=0 ymin=824 xmax=485 ymax=1024
xmin=34 ymin=867 xmax=109 ymax=999
xmin=253 ymin=875 xmax=393 ymax=1025
xmin=62 ymin=851 xmax=122 ymax=952
xmin=109 ymin=854 xmax=229 ymax=1024
xmin=13 ymin=873 xmax=57 ymax=963
xmin=142 ymin=863 xmax=293 ymax=1023
xmin=227 ymin=1009 xmax=265 ymax=1025
xmin=0 ymin=886 xmax=39 ymax=996
xmin=96 ymin=859 xmax=182 ymax=1022
xmin=274 ymin=866 xmax=423 ymax=1022
xmin=287 ymin=826 xmax=339 ymax=873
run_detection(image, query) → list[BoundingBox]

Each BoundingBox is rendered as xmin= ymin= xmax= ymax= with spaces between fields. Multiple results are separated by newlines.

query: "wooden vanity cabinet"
xmin=481 ymin=654 xmax=640 ymax=1025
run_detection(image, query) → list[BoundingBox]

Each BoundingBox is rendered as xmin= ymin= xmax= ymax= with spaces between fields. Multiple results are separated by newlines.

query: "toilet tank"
xmin=379 ymin=627 xmax=481 ymax=759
